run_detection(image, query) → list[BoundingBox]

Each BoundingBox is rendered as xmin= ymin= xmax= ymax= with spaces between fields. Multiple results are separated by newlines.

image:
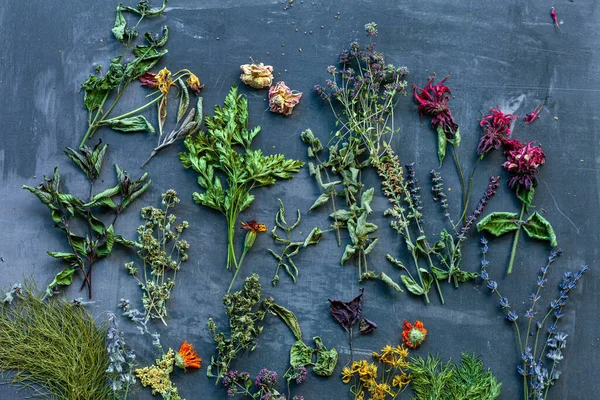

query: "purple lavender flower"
xmin=457 ymin=176 xmax=500 ymax=241
xmin=365 ymin=22 xmax=378 ymax=36
xmin=255 ymin=369 xmax=278 ymax=390
xmin=506 ymin=311 xmax=519 ymax=322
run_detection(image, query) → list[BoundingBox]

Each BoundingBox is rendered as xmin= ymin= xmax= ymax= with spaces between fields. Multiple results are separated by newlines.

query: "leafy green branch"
xmin=23 ymin=140 xmax=150 ymax=298
xmin=180 ymin=86 xmax=303 ymax=284
xmin=268 ymin=199 xmax=323 ymax=286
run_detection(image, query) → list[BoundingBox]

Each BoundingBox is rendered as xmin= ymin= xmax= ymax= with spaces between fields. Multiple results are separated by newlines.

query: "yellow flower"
xmin=186 ymin=72 xmax=204 ymax=94
xmin=240 ymin=62 xmax=274 ymax=89
xmin=342 ymin=366 xmax=353 ymax=384
xmin=155 ymin=67 xmax=173 ymax=95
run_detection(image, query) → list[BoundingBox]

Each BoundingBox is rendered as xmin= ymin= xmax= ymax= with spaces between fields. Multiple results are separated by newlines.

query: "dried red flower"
xmin=478 ymin=107 xmax=517 ymax=155
xmin=524 ymin=103 xmax=544 ymax=125
xmin=240 ymin=220 xmax=268 ymax=233
xmin=139 ymin=71 xmax=157 ymax=87
xmin=268 ymin=81 xmax=302 ymax=116
xmin=413 ymin=74 xmax=458 ymax=139
xmin=503 ymin=140 xmax=546 ymax=192
xmin=402 ymin=320 xmax=427 ymax=348
xmin=175 ymin=341 xmax=201 ymax=370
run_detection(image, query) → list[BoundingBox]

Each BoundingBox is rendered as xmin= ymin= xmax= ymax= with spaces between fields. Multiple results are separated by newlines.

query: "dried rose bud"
xmin=240 ymin=62 xmax=274 ymax=89
xmin=268 ymin=81 xmax=302 ymax=116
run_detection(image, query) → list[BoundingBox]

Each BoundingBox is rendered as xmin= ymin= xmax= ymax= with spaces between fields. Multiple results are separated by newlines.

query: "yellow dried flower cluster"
xmin=135 ymin=349 xmax=184 ymax=400
xmin=342 ymin=345 xmax=411 ymax=400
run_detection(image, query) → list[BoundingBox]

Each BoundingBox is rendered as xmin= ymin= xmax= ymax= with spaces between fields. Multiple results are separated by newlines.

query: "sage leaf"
xmin=177 ymin=77 xmax=190 ymax=122
xmin=265 ymin=301 xmax=302 ymax=341
xmin=359 ymin=318 xmax=378 ymax=335
xmin=523 ymin=211 xmax=558 ymax=247
xmin=309 ymin=193 xmax=330 ymax=210
xmin=477 ymin=211 xmax=520 ymax=236
xmin=401 ymin=275 xmax=424 ymax=295
xmin=105 ymin=115 xmax=155 ymax=133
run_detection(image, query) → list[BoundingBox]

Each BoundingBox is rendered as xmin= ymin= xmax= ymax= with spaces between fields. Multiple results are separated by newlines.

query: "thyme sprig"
xmin=125 ymin=190 xmax=190 ymax=325
xmin=180 ymin=86 xmax=304 ymax=282
xmin=23 ymin=140 xmax=150 ymax=298
xmin=268 ymin=199 xmax=323 ymax=286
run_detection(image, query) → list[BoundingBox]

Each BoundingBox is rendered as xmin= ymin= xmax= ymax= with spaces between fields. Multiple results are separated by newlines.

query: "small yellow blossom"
xmin=155 ymin=67 xmax=174 ymax=95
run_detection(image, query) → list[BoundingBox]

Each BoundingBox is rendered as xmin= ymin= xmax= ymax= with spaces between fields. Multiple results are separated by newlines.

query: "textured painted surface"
xmin=1 ymin=1 xmax=599 ymax=399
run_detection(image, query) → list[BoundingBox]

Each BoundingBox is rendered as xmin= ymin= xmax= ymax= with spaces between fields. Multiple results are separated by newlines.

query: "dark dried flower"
xmin=503 ymin=141 xmax=546 ymax=192
xmin=524 ymin=103 xmax=544 ymax=125
xmin=478 ymin=107 xmax=517 ymax=155
xmin=359 ymin=318 xmax=378 ymax=335
xmin=413 ymin=74 xmax=458 ymax=139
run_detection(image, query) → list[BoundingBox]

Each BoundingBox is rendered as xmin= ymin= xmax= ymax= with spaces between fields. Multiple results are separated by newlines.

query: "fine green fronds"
xmin=180 ymin=86 xmax=304 ymax=274
xmin=268 ymin=198 xmax=323 ymax=286
xmin=207 ymin=274 xmax=268 ymax=383
xmin=0 ymin=283 xmax=112 ymax=400
xmin=408 ymin=353 xmax=501 ymax=400
xmin=125 ymin=189 xmax=190 ymax=325
xmin=80 ymin=0 xmax=170 ymax=147
xmin=22 ymin=140 xmax=150 ymax=298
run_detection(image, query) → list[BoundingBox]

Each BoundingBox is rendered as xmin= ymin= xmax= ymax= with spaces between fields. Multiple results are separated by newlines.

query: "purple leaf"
xmin=359 ymin=318 xmax=378 ymax=335
xmin=328 ymin=288 xmax=363 ymax=332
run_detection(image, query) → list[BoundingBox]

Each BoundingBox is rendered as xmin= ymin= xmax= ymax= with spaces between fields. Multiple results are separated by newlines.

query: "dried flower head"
xmin=413 ymin=74 xmax=458 ymax=140
xmin=503 ymin=140 xmax=546 ymax=192
xmin=524 ymin=103 xmax=544 ymax=125
xmin=186 ymin=72 xmax=204 ymax=94
xmin=241 ymin=220 xmax=268 ymax=233
xmin=140 ymin=71 xmax=158 ymax=87
xmin=240 ymin=61 xmax=274 ymax=89
xmin=155 ymin=67 xmax=174 ymax=95
xmin=268 ymin=81 xmax=302 ymax=116
xmin=175 ymin=341 xmax=201 ymax=370
xmin=402 ymin=320 xmax=427 ymax=349
xmin=135 ymin=349 xmax=183 ymax=400
xmin=478 ymin=107 xmax=517 ymax=155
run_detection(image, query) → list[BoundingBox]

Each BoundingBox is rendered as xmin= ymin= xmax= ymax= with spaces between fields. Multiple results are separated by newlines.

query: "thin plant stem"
xmin=227 ymin=246 xmax=248 ymax=293
xmin=457 ymin=155 xmax=483 ymax=226
xmin=451 ymin=145 xmax=466 ymax=222
xmin=507 ymin=203 xmax=526 ymax=274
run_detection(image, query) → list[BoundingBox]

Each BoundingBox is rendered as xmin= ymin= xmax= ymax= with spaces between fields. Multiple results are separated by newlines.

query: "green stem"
xmin=451 ymin=145 xmax=467 ymax=223
xmin=227 ymin=246 xmax=248 ymax=293
xmin=409 ymin=251 xmax=430 ymax=304
xmin=426 ymin=253 xmax=444 ymax=304
xmin=507 ymin=203 xmax=526 ymax=274
xmin=100 ymin=95 xmax=162 ymax=124
xmin=457 ymin=155 xmax=483 ymax=226
xmin=80 ymin=91 xmax=111 ymax=147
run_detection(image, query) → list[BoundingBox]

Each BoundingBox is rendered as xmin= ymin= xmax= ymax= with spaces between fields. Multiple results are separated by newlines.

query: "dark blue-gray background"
xmin=1 ymin=1 xmax=598 ymax=399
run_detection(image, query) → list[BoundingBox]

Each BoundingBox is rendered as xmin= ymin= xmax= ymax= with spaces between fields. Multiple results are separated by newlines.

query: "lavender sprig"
xmin=430 ymin=170 xmax=456 ymax=233
xmin=106 ymin=312 xmax=136 ymax=396
xmin=479 ymin=239 xmax=587 ymax=399
xmin=457 ymin=176 xmax=500 ymax=241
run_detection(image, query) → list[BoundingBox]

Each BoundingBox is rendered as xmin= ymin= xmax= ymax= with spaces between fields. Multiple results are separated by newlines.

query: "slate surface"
xmin=0 ymin=1 xmax=598 ymax=399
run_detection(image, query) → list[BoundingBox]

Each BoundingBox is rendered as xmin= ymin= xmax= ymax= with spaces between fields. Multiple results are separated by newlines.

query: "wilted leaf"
xmin=313 ymin=336 xmax=338 ymax=377
xmin=290 ymin=340 xmax=314 ymax=367
xmin=328 ymin=288 xmax=363 ymax=331
xmin=523 ymin=211 xmax=558 ymax=247
xmin=359 ymin=318 xmax=378 ymax=335
xmin=105 ymin=115 xmax=155 ymax=133
xmin=477 ymin=212 xmax=520 ymax=237
xmin=265 ymin=301 xmax=302 ymax=341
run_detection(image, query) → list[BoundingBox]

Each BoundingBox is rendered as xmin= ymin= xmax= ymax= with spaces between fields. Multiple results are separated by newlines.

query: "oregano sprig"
xmin=180 ymin=86 xmax=304 ymax=286
xmin=23 ymin=140 xmax=150 ymax=298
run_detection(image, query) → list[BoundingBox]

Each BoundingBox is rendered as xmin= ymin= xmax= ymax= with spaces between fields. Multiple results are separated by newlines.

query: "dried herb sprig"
xmin=478 ymin=239 xmax=586 ymax=399
xmin=0 ymin=282 xmax=113 ymax=400
xmin=208 ymin=274 xmax=305 ymax=384
xmin=180 ymin=86 xmax=304 ymax=283
xmin=106 ymin=311 xmax=137 ymax=398
xmin=125 ymin=190 xmax=190 ymax=325
xmin=23 ymin=140 xmax=150 ymax=298
xmin=80 ymin=1 xmax=170 ymax=147
xmin=408 ymin=353 xmax=501 ymax=400
xmin=268 ymin=199 xmax=323 ymax=286
xmin=223 ymin=367 xmax=307 ymax=400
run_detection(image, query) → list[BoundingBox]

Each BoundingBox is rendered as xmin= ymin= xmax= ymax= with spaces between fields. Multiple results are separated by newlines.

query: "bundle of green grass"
xmin=0 ymin=285 xmax=112 ymax=400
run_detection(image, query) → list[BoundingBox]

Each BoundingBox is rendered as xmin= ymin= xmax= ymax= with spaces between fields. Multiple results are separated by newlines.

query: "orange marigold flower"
xmin=268 ymin=81 xmax=302 ymax=116
xmin=401 ymin=320 xmax=427 ymax=349
xmin=174 ymin=341 xmax=201 ymax=370
xmin=240 ymin=220 xmax=268 ymax=233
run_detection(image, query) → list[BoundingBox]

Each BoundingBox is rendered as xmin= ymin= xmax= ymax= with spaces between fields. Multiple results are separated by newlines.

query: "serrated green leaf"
xmin=96 ymin=225 xmax=115 ymax=257
xmin=477 ymin=212 xmax=520 ymax=237
xmin=523 ymin=211 xmax=558 ymax=247
xmin=47 ymin=251 xmax=78 ymax=263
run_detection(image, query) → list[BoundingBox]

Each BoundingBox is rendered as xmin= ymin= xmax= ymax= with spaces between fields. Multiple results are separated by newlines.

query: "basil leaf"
xmin=523 ymin=211 xmax=558 ymax=247
xmin=290 ymin=340 xmax=314 ymax=367
xmin=477 ymin=212 xmax=520 ymax=236
xmin=431 ymin=266 xmax=449 ymax=280
xmin=328 ymin=288 xmax=363 ymax=331
xmin=340 ymin=244 xmax=356 ymax=264
xmin=313 ymin=336 xmax=338 ymax=377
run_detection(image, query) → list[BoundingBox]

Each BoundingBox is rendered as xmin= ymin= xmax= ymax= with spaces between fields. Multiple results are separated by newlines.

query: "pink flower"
xmin=413 ymin=74 xmax=458 ymax=139
xmin=477 ymin=107 xmax=517 ymax=155
xmin=268 ymin=82 xmax=302 ymax=116
xmin=503 ymin=140 xmax=546 ymax=192
xmin=524 ymin=103 xmax=544 ymax=125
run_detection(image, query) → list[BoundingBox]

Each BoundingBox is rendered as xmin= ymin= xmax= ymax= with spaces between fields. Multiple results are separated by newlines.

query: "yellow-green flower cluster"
xmin=342 ymin=345 xmax=411 ymax=400
xmin=135 ymin=349 xmax=184 ymax=400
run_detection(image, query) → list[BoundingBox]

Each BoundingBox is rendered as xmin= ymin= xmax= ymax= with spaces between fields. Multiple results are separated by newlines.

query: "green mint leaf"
xmin=105 ymin=115 xmax=155 ymax=133
xmin=476 ymin=211 xmax=520 ymax=236
xmin=523 ymin=211 xmax=558 ymax=247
